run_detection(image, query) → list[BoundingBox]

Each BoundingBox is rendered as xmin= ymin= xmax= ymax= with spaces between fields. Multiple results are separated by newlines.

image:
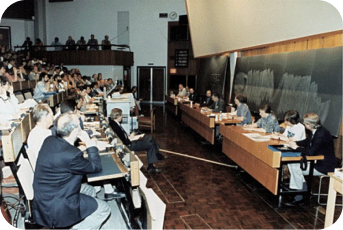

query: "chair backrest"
xmin=15 ymin=92 xmax=25 ymax=103
xmin=134 ymin=102 xmax=139 ymax=117
xmin=17 ymin=158 xmax=34 ymax=201
xmin=150 ymin=108 xmax=156 ymax=120
xmin=24 ymin=91 xmax=33 ymax=100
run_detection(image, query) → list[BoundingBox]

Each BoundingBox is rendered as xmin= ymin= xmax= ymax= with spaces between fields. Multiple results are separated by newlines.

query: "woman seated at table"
xmin=285 ymin=113 xmax=338 ymax=206
xmin=233 ymin=94 xmax=252 ymax=126
xmin=244 ymin=104 xmax=280 ymax=133
xmin=271 ymin=110 xmax=305 ymax=141
xmin=0 ymin=75 xmax=21 ymax=123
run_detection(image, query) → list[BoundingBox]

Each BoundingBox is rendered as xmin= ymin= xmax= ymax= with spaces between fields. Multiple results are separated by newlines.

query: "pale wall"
xmin=186 ymin=0 xmax=343 ymax=57
xmin=44 ymin=0 xmax=187 ymax=86
xmin=0 ymin=18 xmax=35 ymax=50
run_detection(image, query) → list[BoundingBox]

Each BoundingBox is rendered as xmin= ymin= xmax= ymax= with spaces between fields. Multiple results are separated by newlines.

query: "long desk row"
xmin=166 ymin=95 xmax=241 ymax=144
xmin=165 ymin=95 xmax=325 ymax=208
xmin=220 ymin=125 xmax=324 ymax=207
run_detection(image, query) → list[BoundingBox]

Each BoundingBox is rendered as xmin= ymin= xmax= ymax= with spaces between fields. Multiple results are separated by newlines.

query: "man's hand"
xmin=129 ymin=132 xmax=135 ymax=139
xmin=288 ymin=140 xmax=298 ymax=150
xmin=8 ymin=85 xmax=14 ymax=95
xmin=78 ymin=130 xmax=96 ymax=148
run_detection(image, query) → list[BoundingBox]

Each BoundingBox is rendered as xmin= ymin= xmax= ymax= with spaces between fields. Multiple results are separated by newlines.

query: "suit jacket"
xmin=189 ymin=92 xmax=198 ymax=102
xmin=296 ymin=126 xmax=337 ymax=174
xmin=200 ymin=96 xmax=213 ymax=107
xmin=33 ymin=136 xmax=102 ymax=228
xmin=109 ymin=118 xmax=131 ymax=146
xmin=208 ymin=98 xmax=226 ymax=112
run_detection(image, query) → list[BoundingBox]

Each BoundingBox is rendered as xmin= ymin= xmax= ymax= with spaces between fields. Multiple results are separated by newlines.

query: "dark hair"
xmin=60 ymin=99 xmax=77 ymax=114
xmin=0 ymin=75 xmax=9 ymax=86
xmin=131 ymin=86 xmax=137 ymax=91
xmin=39 ymin=72 xmax=47 ymax=81
xmin=212 ymin=92 xmax=220 ymax=99
xmin=235 ymin=94 xmax=247 ymax=103
xmin=259 ymin=104 xmax=272 ymax=114
xmin=91 ymin=82 xmax=98 ymax=89
xmin=284 ymin=110 xmax=300 ymax=125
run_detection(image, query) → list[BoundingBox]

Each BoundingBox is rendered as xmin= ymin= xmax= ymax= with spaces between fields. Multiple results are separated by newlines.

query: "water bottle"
xmin=219 ymin=111 xmax=223 ymax=121
xmin=190 ymin=101 xmax=193 ymax=107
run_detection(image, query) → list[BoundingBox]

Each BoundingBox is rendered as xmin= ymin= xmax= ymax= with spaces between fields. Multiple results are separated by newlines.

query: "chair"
xmin=138 ymin=108 xmax=156 ymax=133
xmin=23 ymin=91 xmax=33 ymax=100
xmin=15 ymin=92 xmax=25 ymax=103
xmin=312 ymin=157 xmax=342 ymax=206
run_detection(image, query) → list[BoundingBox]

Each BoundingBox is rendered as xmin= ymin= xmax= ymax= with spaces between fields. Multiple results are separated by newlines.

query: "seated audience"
xmin=33 ymin=72 xmax=49 ymax=101
xmin=91 ymin=73 xmax=98 ymax=83
xmin=33 ymin=38 xmax=44 ymax=51
xmin=185 ymin=86 xmax=190 ymax=97
xmin=234 ymin=94 xmax=252 ymax=126
xmin=272 ymin=110 xmax=305 ymax=141
xmin=50 ymin=37 xmax=63 ymax=51
xmin=33 ymin=113 xmax=111 ymax=229
xmin=204 ymin=92 xmax=226 ymax=112
xmin=83 ymin=85 xmax=95 ymax=103
xmin=188 ymin=88 xmax=198 ymax=102
xmin=0 ymin=76 xmax=20 ymax=122
xmin=101 ymin=35 xmax=112 ymax=50
xmin=109 ymin=108 xmax=167 ymax=173
xmin=200 ymin=90 xmax=213 ymax=107
xmin=286 ymin=113 xmax=338 ymax=206
xmin=65 ymin=35 xmax=76 ymax=50
xmin=87 ymin=34 xmax=99 ymax=50
xmin=245 ymin=104 xmax=280 ymax=133
xmin=131 ymin=86 xmax=142 ymax=113
xmin=77 ymin=36 xmax=87 ymax=50
xmin=177 ymin=84 xmax=186 ymax=97
xmin=22 ymin=37 xmax=33 ymax=51
xmin=91 ymin=82 xmax=104 ymax=96
xmin=27 ymin=104 xmax=53 ymax=167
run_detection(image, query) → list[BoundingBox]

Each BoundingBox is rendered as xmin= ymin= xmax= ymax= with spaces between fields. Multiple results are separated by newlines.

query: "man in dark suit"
xmin=33 ymin=113 xmax=111 ymax=228
xmin=200 ymin=89 xmax=213 ymax=107
xmin=286 ymin=113 xmax=338 ymax=206
xmin=188 ymin=88 xmax=198 ymax=103
xmin=205 ymin=92 xmax=226 ymax=112
xmin=109 ymin=108 xmax=167 ymax=173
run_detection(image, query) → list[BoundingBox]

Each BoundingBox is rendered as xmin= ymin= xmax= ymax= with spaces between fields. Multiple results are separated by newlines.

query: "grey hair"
xmin=56 ymin=113 xmax=79 ymax=137
xmin=33 ymin=104 xmax=52 ymax=123
xmin=303 ymin=113 xmax=321 ymax=129
xmin=110 ymin=108 xmax=122 ymax=120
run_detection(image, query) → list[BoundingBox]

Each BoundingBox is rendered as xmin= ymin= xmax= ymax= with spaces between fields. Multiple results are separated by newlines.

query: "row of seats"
xmin=14 ymin=90 xmax=34 ymax=104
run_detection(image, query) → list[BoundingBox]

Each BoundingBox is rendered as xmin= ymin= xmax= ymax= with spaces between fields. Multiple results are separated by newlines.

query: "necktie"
xmin=120 ymin=124 xmax=129 ymax=140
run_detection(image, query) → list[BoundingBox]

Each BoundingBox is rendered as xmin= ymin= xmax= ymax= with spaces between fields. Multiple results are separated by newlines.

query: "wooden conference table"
xmin=179 ymin=102 xmax=241 ymax=144
xmin=220 ymin=125 xmax=324 ymax=207
xmin=165 ymin=95 xmax=179 ymax=116
xmin=324 ymin=172 xmax=342 ymax=228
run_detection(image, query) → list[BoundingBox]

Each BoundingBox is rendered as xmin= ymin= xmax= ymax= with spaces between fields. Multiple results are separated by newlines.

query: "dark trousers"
xmin=129 ymin=135 xmax=159 ymax=164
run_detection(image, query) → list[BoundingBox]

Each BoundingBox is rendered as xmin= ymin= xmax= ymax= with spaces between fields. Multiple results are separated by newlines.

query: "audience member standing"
xmin=101 ymin=35 xmax=112 ymax=50
xmin=65 ymin=36 xmax=76 ymax=50
xmin=87 ymin=34 xmax=99 ymax=50
xmin=50 ymin=37 xmax=63 ymax=51
xmin=76 ymin=36 xmax=87 ymax=50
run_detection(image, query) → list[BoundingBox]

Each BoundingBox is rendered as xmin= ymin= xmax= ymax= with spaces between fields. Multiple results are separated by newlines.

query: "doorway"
xmin=137 ymin=67 xmax=166 ymax=104
xmin=0 ymin=26 xmax=11 ymax=50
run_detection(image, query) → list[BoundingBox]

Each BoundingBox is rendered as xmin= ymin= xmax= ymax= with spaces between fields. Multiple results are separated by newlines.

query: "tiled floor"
xmin=138 ymin=104 xmax=342 ymax=229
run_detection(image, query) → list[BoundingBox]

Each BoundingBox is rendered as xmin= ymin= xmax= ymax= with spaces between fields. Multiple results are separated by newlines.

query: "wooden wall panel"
xmin=241 ymin=30 xmax=342 ymax=57
xmin=30 ymin=50 xmax=133 ymax=66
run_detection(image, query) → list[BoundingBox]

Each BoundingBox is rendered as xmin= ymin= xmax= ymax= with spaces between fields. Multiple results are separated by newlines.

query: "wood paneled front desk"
xmin=165 ymin=95 xmax=179 ymax=116
xmin=220 ymin=125 xmax=324 ymax=207
xmin=179 ymin=103 xmax=241 ymax=144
